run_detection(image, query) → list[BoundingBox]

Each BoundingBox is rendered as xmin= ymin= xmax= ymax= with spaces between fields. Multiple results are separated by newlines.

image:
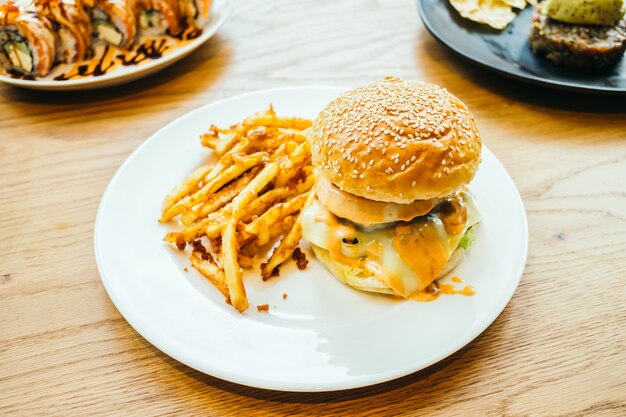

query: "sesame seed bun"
xmin=311 ymin=77 xmax=481 ymax=203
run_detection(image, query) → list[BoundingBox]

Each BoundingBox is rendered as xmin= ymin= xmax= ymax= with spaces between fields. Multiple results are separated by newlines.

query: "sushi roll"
xmin=87 ymin=0 xmax=137 ymax=49
xmin=36 ymin=0 xmax=92 ymax=63
xmin=180 ymin=0 xmax=211 ymax=27
xmin=137 ymin=0 xmax=181 ymax=36
xmin=0 ymin=1 xmax=56 ymax=76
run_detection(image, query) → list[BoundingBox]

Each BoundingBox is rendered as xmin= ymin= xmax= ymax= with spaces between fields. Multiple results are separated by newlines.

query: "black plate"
xmin=417 ymin=0 xmax=626 ymax=95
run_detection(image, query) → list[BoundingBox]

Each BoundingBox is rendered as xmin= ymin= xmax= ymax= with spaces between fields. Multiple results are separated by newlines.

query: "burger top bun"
xmin=311 ymin=77 xmax=481 ymax=203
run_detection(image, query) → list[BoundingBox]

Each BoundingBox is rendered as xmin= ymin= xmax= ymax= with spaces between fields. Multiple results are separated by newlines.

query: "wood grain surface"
xmin=1 ymin=0 xmax=625 ymax=415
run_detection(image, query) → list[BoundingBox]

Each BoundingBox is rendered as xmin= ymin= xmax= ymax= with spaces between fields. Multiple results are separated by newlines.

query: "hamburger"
xmin=301 ymin=77 xmax=482 ymax=299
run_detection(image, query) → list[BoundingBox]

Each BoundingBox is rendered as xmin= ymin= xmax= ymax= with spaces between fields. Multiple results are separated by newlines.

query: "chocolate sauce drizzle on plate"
xmin=117 ymin=39 xmax=169 ymax=66
xmin=7 ymin=27 xmax=204 ymax=81
xmin=7 ymin=69 xmax=35 ymax=80
xmin=54 ymin=44 xmax=117 ymax=80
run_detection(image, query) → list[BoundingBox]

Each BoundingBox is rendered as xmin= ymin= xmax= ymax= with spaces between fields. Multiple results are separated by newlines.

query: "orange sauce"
xmin=363 ymin=258 xmax=403 ymax=294
xmin=312 ymin=198 xmax=476 ymax=302
xmin=316 ymin=205 xmax=363 ymax=268
xmin=366 ymin=240 xmax=383 ymax=263
xmin=436 ymin=197 xmax=467 ymax=235
xmin=392 ymin=222 xmax=447 ymax=291
xmin=439 ymin=284 xmax=476 ymax=296
xmin=410 ymin=289 xmax=440 ymax=302
xmin=409 ymin=280 xmax=476 ymax=302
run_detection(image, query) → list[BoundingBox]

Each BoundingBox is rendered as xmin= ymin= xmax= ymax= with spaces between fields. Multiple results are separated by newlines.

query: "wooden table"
xmin=2 ymin=1 xmax=625 ymax=415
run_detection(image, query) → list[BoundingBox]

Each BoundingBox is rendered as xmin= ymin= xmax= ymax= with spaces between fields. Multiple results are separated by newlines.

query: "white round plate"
xmin=0 ymin=0 xmax=231 ymax=91
xmin=95 ymin=87 xmax=528 ymax=392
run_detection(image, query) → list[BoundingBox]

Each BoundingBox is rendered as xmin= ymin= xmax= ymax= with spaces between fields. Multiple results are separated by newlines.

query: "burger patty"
xmin=529 ymin=9 xmax=626 ymax=71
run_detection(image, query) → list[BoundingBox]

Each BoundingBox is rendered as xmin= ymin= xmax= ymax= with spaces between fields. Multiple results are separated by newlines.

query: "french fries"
xmin=180 ymin=170 xmax=256 ymax=226
xmin=161 ymin=106 xmax=315 ymax=312
xmin=245 ymin=192 xmax=309 ymax=245
xmin=222 ymin=218 xmax=248 ymax=312
xmin=190 ymin=251 xmax=230 ymax=301
xmin=160 ymin=152 xmax=267 ymax=223
xmin=261 ymin=190 xmax=316 ymax=280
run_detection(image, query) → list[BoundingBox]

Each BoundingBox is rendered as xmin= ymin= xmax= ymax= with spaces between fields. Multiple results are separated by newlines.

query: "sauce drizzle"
xmin=410 ymin=280 xmax=476 ymax=302
xmin=117 ymin=39 xmax=169 ymax=66
xmin=436 ymin=196 xmax=467 ymax=235
xmin=8 ymin=26 xmax=204 ymax=81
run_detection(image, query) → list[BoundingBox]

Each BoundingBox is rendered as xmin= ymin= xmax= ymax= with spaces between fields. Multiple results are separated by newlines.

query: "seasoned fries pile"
xmin=160 ymin=106 xmax=316 ymax=312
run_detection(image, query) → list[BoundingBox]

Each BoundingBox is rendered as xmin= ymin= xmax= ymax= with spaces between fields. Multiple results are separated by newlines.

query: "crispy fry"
xmin=200 ymin=125 xmax=221 ymax=150
xmin=261 ymin=190 xmax=316 ymax=279
xmin=190 ymin=251 xmax=230 ymax=302
xmin=161 ymin=164 xmax=213 ymax=213
xmin=237 ymin=253 xmax=255 ymax=269
xmin=269 ymin=142 xmax=287 ymax=158
xmin=160 ymin=152 xmax=267 ymax=222
xmin=228 ymin=162 xmax=280 ymax=221
xmin=200 ymin=135 xmax=218 ymax=151
xmin=180 ymin=170 xmax=256 ymax=226
xmin=162 ymin=107 xmax=315 ymax=312
xmin=204 ymin=220 xmax=223 ymax=240
xmin=245 ymin=192 xmax=309 ymax=245
xmin=240 ymin=214 xmax=295 ymax=256
xmin=163 ymin=213 xmax=216 ymax=244
xmin=246 ymin=107 xmax=313 ymax=130
xmin=222 ymin=218 xmax=248 ymax=312
xmin=293 ymin=169 xmax=315 ymax=194
xmin=239 ymin=187 xmax=293 ymax=223
xmin=274 ymin=142 xmax=311 ymax=188
xmin=215 ymin=132 xmax=240 ymax=156
xmin=277 ymin=128 xmax=310 ymax=143
xmin=203 ymin=122 xmax=249 ymax=153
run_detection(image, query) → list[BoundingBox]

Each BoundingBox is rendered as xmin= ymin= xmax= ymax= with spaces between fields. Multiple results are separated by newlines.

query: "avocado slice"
xmin=2 ymin=41 xmax=33 ymax=73
xmin=94 ymin=20 xmax=123 ymax=46
xmin=543 ymin=0 xmax=625 ymax=25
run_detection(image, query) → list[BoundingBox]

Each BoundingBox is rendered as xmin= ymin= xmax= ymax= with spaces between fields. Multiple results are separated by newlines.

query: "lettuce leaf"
xmin=458 ymin=224 xmax=478 ymax=250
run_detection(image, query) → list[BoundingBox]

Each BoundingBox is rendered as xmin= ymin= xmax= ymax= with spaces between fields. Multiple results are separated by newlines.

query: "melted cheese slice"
xmin=302 ymin=191 xmax=481 ymax=298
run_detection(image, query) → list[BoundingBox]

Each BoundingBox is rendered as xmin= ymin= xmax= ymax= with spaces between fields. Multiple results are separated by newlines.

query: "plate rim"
xmin=416 ymin=0 xmax=626 ymax=95
xmin=0 ymin=0 xmax=232 ymax=90
xmin=94 ymin=86 xmax=529 ymax=392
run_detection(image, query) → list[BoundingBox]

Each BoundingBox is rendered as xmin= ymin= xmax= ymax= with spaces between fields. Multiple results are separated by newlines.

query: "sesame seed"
xmin=411 ymin=181 xmax=416 ymax=187
xmin=312 ymin=77 xmax=476 ymax=187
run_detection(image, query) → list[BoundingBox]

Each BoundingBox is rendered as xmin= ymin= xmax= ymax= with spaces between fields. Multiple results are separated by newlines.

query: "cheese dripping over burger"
xmin=302 ymin=77 xmax=482 ymax=298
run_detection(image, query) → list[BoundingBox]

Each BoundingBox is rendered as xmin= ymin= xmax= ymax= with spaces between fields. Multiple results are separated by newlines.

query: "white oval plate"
xmin=0 ymin=0 xmax=231 ymax=91
xmin=95 ymin=87 xmax=528 ymax=392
